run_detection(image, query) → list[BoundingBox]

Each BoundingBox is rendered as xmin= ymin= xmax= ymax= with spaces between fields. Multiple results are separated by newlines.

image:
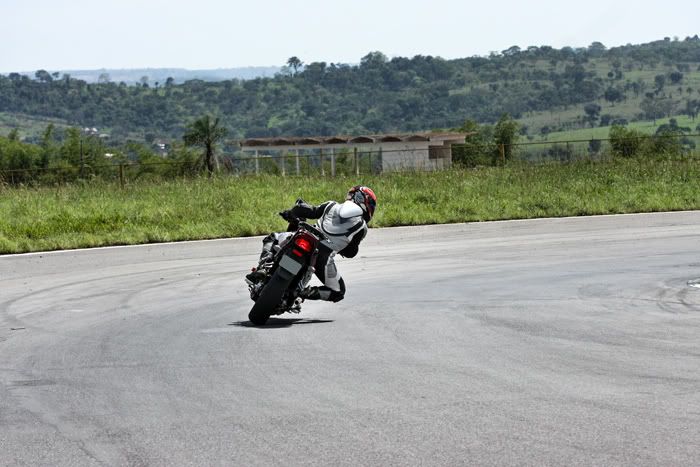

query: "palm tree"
xmin=183 ymin=115 xmax=228 ymax=175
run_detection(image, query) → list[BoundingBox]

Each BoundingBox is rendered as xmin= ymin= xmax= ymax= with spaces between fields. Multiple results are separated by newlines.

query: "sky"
xmin=1 ymin=0 xmax=699 ymax=72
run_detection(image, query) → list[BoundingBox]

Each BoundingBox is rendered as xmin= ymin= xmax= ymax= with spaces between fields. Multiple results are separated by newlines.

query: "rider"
xmin=247 ymin=185 xmax=377 ymax=302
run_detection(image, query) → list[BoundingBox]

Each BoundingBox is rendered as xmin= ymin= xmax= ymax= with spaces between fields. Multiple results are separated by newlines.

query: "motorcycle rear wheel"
xmin=248 ymin=270 xmax=293 ymax=325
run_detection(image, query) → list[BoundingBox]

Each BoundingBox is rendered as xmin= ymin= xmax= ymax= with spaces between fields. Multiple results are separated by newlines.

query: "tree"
xmin=183 ymin=115 xmax=228 ymax=175
xmin=493 ymin=113 xmax=519 ymax=162
xmin=61 ymin=128 xmax=82 ymax=166
xmin=502 ymin=45 xmax=521 ymax=57
xmin=303 ymin=62 xmax=327 ymax=83
xmin=583 ymin=103 xmax=601 ymax=127
xmin=685 ymin=99 xmax=700 ymax=121
xmin=651 ymin=122 xmax=685 ymax=156
xmin=654 ymin=74 xmax=666 ymax=90
xmin=640 ymin=96 xmax=668 ymax=124
xmin=35 ymin=70 xmax=53 ymax=82
xmin=40 ymin=123 xmax=56 ymax=168
xmin=360 ymin=51 xmax=388 ymax=68
xmin=286 ymin=56 xmax=303 ymax=75
xmin=588 ymin=41 xmax=607 ymax=56
xmin=540 ymin=125 xmax=552 ymax=140
xmin=604 ymin=87 xmax=624 ymax=106
xmin=452 ymin=119 xmax=494 ymax=167
xmin=657 ymin=118 xmax=690 ymax=133
xmin=669 ymin=71 xmax=683 ymax=84
xmin=659 ymin=98 xmax=677 ymax=118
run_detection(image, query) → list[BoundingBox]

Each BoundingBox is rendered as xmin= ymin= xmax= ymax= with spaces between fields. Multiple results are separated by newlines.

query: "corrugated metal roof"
xmin=239 ymin=132 xmax=468 ymax=147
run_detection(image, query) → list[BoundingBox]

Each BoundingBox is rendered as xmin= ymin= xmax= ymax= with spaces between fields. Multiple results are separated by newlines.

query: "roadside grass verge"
xmin=1 ymin=158 xmax=699 ymax=254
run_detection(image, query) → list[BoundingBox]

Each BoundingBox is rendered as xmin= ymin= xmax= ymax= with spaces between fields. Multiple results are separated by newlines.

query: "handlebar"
xmin=278 ymin=199 xmax=329 ymax=242
xmin=278 ymin=210 xmax=328 ymax=242
xmin=279 ymin=209 xmax=298 ymax=223
xmin=279 ymin=198 xmax=307 ymax=223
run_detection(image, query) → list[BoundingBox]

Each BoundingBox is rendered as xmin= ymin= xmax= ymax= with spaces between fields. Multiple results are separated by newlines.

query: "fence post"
xmin=119 ymin=164 xmax=125 ymax=189
xmin=295 ymin=149 xmax=300 ymax=176
xmin=255 ymin=150 xmax=259 ymax=175
xmin=354 ymin=147 xmax=359 ymax=176
xmin=331 ymin=148 xmax=336 ymax=177
xmin=499 ymin=144 xmax=505 ymax=166
xmin=280 ymin=151 xmax=286 ymax=177
xmin=320 ymin=148 xmax=325 ymax=176
xmin=369 ymin=152 xmax=373 ymax=174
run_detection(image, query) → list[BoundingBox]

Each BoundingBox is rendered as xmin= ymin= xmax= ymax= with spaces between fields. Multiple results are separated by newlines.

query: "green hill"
xmin=2 ymin=37 xmax=700 ymax=144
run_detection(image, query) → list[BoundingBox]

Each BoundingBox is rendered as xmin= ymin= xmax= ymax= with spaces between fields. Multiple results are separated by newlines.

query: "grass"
xmin=517 ymin=56 xmax=700 ymax=138
xmin=0 ymin=112 xmax=144 ymax=143
xmin=0 ymin=112 xmax=73 ymax=140
xmin=528 ymin=115 xmax=700 ymax=143
xmin=2 ymin=159 xmax=700 ymax=254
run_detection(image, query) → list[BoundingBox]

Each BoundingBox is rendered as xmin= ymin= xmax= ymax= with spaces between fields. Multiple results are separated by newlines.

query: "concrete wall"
xmin=239 ymin=135 xmax=464 ymax=174
xmin=349 ymin=141 xmax=454 ymax=172
xmin=376 ymin=141 xmax=457 ymax=172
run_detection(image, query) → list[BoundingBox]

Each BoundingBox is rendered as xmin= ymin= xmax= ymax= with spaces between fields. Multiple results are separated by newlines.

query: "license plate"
xmin=279 ymin=254 xmax=302 ymax=275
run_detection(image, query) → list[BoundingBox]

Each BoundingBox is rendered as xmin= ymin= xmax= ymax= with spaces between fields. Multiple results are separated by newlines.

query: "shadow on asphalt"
xmin=230 ymin=318 xmax=334 ymax=328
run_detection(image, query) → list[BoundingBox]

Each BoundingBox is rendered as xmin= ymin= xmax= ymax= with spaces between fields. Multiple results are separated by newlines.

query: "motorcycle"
xmin=246 ymin=204 xmax=330 ymax=325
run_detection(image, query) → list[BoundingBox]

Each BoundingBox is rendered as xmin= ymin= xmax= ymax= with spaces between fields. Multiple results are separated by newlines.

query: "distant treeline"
xmin=14 ymin=66 xmax=283 ymax=85
xmin=2 ymin=37 xmax=700 ymax=143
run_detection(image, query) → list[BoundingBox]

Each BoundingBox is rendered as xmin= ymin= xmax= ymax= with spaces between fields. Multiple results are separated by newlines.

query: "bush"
xmin=588 ymin=139 xmax=602 ymax=154
xmin=452 ymin=119 xmax=495 ymax=167
xmin=0 ymin=136 xmax=44 ymax=184
xmin=547 ymin=144 xmax=574 ymax=162
xmin=493 ymin=113 xmax=520 ymax=162
xmin=609 ymin=125 xmax=645 ymax=158
xmin=609 ymin=123 xmax=689 ymax=159
xmin=649 ymin=127 xmax=684 ymax=157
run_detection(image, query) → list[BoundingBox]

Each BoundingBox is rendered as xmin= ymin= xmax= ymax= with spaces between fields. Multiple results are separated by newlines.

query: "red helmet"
xmin=347 ymin=186 xmax=377 ymax=222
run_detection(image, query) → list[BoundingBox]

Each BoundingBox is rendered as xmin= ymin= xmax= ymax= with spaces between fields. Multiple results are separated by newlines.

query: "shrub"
xmin=609 ymin=125 xmax=645 ymax=158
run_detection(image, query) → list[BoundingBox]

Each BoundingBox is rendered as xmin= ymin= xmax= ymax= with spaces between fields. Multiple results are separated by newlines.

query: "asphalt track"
xmin=1 ymin=212 xmax=699 ymax=466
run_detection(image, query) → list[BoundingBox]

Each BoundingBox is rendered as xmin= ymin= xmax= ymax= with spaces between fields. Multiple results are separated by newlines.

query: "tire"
xmin=248 ymin=270 xmax=293 ymax=325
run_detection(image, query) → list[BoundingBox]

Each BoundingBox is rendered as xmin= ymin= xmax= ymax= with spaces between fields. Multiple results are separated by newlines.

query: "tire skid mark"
xmin=2 ymin=261 xmax=238 ymax=327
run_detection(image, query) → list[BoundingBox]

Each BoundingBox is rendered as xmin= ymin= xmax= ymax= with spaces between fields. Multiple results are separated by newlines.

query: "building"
xmin=238 ymin=132 xmax=468 ymax=174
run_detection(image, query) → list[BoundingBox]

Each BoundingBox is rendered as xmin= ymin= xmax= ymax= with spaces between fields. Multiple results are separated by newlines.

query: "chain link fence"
xmin=454 ymin=133 xmax=700 ymax=166
xmin=0 ymin=148 xmax=401 ymax=185
xmin=2 ymin=133 xmax=700 ymax=186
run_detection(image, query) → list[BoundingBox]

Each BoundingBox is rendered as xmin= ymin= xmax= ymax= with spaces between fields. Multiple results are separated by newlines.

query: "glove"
xmin=279 ymin=210 xmax=294 ymax=221
xmin=280 ymin=209 xmax=299 ymax=232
